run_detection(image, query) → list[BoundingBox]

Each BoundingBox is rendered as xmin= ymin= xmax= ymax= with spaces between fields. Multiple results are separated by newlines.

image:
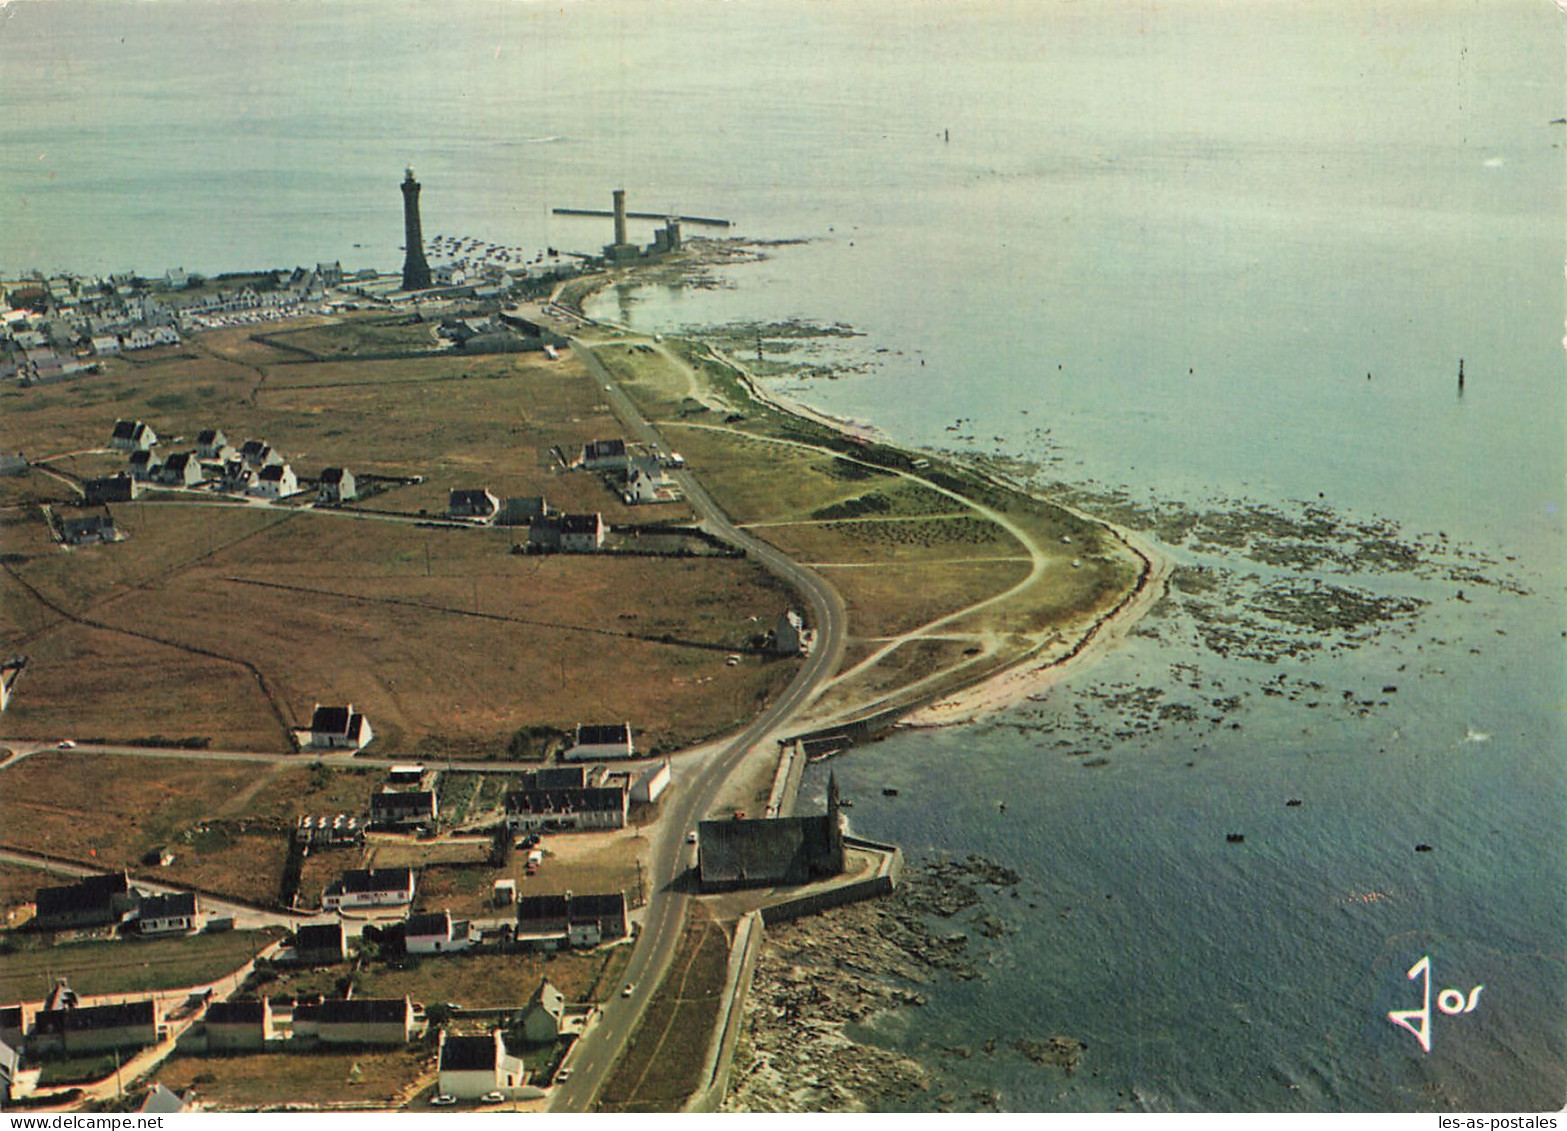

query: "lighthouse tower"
xmin=400 ymin=168 xmax=432 ymax=292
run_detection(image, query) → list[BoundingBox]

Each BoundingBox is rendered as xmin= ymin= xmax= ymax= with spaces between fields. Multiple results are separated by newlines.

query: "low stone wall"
xmin=682 ymin=910 xmax=764 ymax=1113
xmin=758 ymin=839 xmax=904 ymax=926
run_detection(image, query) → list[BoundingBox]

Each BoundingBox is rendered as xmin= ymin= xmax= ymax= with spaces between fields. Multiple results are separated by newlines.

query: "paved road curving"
xmin=548 ymin=341 xmax=847 ymax=1112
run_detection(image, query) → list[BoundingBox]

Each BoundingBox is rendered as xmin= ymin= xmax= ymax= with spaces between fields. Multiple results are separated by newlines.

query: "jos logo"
xmin=1387 ymin=955 xmax=1484 ymax=1053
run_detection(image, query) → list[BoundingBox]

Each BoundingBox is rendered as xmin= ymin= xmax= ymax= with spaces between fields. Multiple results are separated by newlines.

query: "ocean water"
xmin=3 ymin=0 xmax=1562 ymax=1112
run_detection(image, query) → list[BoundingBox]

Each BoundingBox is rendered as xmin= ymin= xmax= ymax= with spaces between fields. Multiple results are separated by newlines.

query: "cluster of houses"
xmin=501 ymin=760 xmax=668 ymax=835
xmin=29 ymin=871 xmax=204 ymax=936
xmin=575 ymin=437 xmax=684 ymax=507
xmin=0 ymin=266 xmax=343 ymax=388
xmin=444 ymin=487 xmax=610 ymax=551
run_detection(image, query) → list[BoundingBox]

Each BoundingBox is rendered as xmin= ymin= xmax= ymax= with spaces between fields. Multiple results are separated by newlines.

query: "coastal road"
xmin=548 ymin=341 xmax=848 ymax=1112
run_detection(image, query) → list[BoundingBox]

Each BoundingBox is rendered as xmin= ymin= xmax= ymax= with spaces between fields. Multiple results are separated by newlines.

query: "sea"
xmin=2 ymin=0 xmax=1562 ymax=1113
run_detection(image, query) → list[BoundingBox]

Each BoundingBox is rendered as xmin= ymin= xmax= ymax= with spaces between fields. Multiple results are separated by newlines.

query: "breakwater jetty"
xmin=553 ymin=207 xmax=732 ymax=228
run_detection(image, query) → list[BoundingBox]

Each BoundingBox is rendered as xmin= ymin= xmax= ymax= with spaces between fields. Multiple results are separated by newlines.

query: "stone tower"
xmin=400 ymin=168 xmax=432 ymax=292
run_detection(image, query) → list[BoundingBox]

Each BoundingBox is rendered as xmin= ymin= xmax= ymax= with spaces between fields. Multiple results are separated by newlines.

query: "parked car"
xmin=479 ymin=1092 xmax=505 ymax=1104
xmin=621 ymin=982 xmax=635 ymax=998
xmin=556 ymin=1067 xmax=573 ymax=1083
xmin=429 ymin=1094 xmax=456 ymax=1107
xmin=686 ymin=830 xmax=699 ymax=845
xmin=56 ymin=740 xmax=76 ymax=750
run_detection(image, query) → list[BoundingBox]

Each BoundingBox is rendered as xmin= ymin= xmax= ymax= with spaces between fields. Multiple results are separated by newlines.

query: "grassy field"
xmin=0 ymin=318 xmax=795 ymax=755
xmin=0 ymin=928 xmax=282 ymax=1002
xmin=153 ymin=1046 xmax=430 ymax=1111
xmin=0 ymin=754 xmax=387 ymax=905
xmin=596 ymin=906 xmax=730 ymax=1112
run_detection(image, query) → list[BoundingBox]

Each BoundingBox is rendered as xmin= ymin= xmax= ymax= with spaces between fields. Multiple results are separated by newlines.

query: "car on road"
xmin=56 ymin=740 xmax=76 ymax=750
xmin=621 ymin=982 xmax=635 ymax=998
xmin=555 ymin=1067 xmax=573 ymax=1083
xmin=429 ymin=1094 xmax=457 ymax=1107
xmin=686 ymin=830 xmax=698 ymax=844
xmin=479 ymin=1092 xmax=505 ymax=1104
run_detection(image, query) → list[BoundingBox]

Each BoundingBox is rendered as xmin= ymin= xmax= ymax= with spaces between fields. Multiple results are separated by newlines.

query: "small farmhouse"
xmin=83 ymin=473 xmax=138 ymax=505
xmin=239 ymin=440 xmax=282 ymax=469
xmin=135 ymin=891 xmax=199 ymax=935
xmin=774 ymin=609 xmax=806 ymax=655
xmin=322 ymin=867 xmax=415 ymax=912
xmin=33 ymin=872 xmax=138 ymax=931
xmin=564 ymin=722 xmax=634 ymax=761
xmin=157 ymin=451 xmax=203 ymax=488
xmin=306 ymin=704 xmax=373 ymax=751
xmin=203 ymin=998 xmax=274 ymax=1052
xmin=448 ymin=488 xmax=500 ymax=521
xmin=60 ymin=515 xmax=119 ymax=546
xmin=195 ymin=429 xmax=233 ymax=461
xmin=317 ymin=467 xmax=356 ymax=503
xmin=520 ymin=981 xmax=566 ymax=1045
xmin=110 ymin=419 xmax=157 ymax=452
xmin=291 ymin=922 xmax=348 ymax=965
xmin=220 ymin=458 xmax=253 ymax=492
xmin=560 ymin=512 xmax=606 ymax=552
xmin=515 ymin=892 xmax=628 ymax=949
xmin=292 ymin=997 xmax=414 ymax=1046
xmin=249 ymin=462 xmax=298 ymax=499
xmin=368 ymin=789 xmax=437 ymax=829
xmin=496 ymin=495 xmax=547 ymax=526
xmin=127 ymin=449 xmax=161 ymax=482
xmin=438 ymin=1030 xmax=527 ymax=1099
xmin=404 ymin=910 xmax=474 ymax=956
xmin=29 ymin=1000 xmax=160 ymax=1056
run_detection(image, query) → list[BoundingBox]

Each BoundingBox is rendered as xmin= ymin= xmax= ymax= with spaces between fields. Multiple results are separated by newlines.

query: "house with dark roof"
xmin=322 ymin=867 xmax=415 ymax=912
xmin=220 ymin=457 xmax=253 ymax=492
xmin=29 ymin=999 xmax=159 ymax=1056
xmin=127 ymin=449 xmax=161 ymax=482
xmin=368 ymin=789 xmax=437 ymax=830
xmin=496 ymin=495 xmax=547 ymax=527
xmin=515 ymin=891 xmax=628 ymax=949
xmin=564 ymin=722 xmax=634 ymax=761
xmin=292 ymin=996 xmax=414 ymax=1045
xmin=447 ymin=488 xmax=500 ymax=521
xmin=0 ymin=1006 xmax=22 ymax=1050
xmin=60 ymin=514 xmax=119 ymax=546
xmin=83 ymin=472 xmax=139 ymax=505
xmin=33 ymin=872 xmax=138 ymax=931
xmin=317 ymin=467 xmax=356 ymax=504
xmin=204 ymin=998 xmax=274 ymax=1051
xmin=195 ymin=429 xmax=233 ymax=461
xmin=110 ymin=419 xmax=157 ymax=452
xmin=438 ymin=1029 xmax=527 ymax=1099
xmin=405 ymin=910 xmax=473 ymax=956
xmin=504 ymin=782 xmax=627 ymax=833
xmin=239 ymin=439 xmax=282 ymax=469
xmin=559 ymin=512 xmax=606 ymax=552
xmin=291 ymin=922 xmax=347 ymax=965
xmin=520 ymin=981 xmax=566 ymax=1045
xmin=156 ymin=451 xmax=203 ymax=487
xmin=306 ymin=703 xmax=373 ymax=751
xmin=249 ymin=462 xmax=298 ymax=499
xmin=577 ymin=438 xmax=627 ymax=471
xmin=697 ymin=774 xmax=845 ymax=892
xmin=135 ymin=891 xmax=199 ymax=935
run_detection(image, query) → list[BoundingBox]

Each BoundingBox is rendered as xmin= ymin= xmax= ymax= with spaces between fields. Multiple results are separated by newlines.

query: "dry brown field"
xmin=0 ymin=318 xmax=798 ymax=756
xmin=153 ymin=1046 xmax=430 ymax=1110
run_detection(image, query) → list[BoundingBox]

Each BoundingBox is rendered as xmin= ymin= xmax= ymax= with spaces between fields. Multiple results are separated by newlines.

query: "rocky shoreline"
xmin=723 ymin=855 xmax=1085 ymax=1113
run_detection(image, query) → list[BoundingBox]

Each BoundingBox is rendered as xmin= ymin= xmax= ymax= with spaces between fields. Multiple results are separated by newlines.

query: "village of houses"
xmin=2 ymin=407 xmax=813 ymax=1112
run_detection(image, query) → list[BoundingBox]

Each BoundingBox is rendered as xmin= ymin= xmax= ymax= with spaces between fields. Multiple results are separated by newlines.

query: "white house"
xmin=438 ymin=1030 xmax=527 ymax=1100
xmin=306 ymin=704 xmax=373 ymax=751
xmin=317 ymin=467 xmax=356 ymax=503
xmin=564 ymin=722 xmax=634 ymax=761
xmin=404 ymin=910 xmax=474 ymax=956
xmin=135 ymin=891 xmax=199 ymax=935
xmin=249 ymin=462 xmax=298 ymax=498
xmin=624 ymin=456 xmax=673 ymax=505
xmin=447 ymin=488 xmax=500 ymax=522
xmin=110 ymin=420 xmax=158 ymax=452
xmin=195 ymin=429 xmax=233 ymax=461
xmin=157 ymin=451 xmax=203 ymax=488
xmin=322 ymin=867 xmax=415 ymax=911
